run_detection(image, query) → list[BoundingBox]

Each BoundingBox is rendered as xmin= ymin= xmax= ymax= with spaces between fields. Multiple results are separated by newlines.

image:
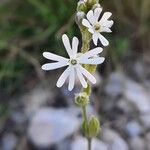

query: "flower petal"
xmin=92 ymin=33 xmax=99 ymax=45
xmin=101 ymin=27 xmax=112 ymax=33
xmin=79 ymin=47 xmax=103 ymax=60
xmin=88 ymin=28 xmax=94 ymax=34
xmin=72 ymin=36 xmax=79 ymax=58
xmin=43 ymin=52 xmax=69 ymax=62
xmin=98 ymin=34 xmax=109 ymax=46
xmin=100 ymin=12 xmax=112 ymax=24
xmin=42 ymin=61 xmax=68 ymax=71
xmin=94 ymin=8 xmax=102 ymax=22
xmin=79 ymin=65 xmax=96 ymax=84
xmin=56 ymin=66 xmax=71 ymax=88
xmin=76 ymin=65 xmax=87 ymax=88
xmin=87 ymin=10 xmax=95 ymax=24
xmin=79 ymin=57 xmax=105 ymax=65
xmin=68 ymin=67 xmax=75 ymax=91
xmin=62 ymin=34 xmax=73 ymax=58
xmin=82 ymin=19 xmax=92 ymax=29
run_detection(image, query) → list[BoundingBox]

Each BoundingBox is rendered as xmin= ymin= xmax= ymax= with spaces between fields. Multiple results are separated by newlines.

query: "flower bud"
xmin=87 ymin=0 xmax=99 ymax=6
xmin=75 ymin=92 xmax=89 ymax=107
xmin=76 ymin=11 xmax=85 ymax=22
xmin=92 ymin=3 xmax=102 ymax=10
xmin=77 ymin=1 xmax=87 ymax=12
xmin=88 ymin=116 xmax=100 ymax=138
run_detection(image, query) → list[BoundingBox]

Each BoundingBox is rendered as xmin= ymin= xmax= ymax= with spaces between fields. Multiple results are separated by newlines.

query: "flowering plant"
xmin=41 ymin=0 xmax=113 ymax=149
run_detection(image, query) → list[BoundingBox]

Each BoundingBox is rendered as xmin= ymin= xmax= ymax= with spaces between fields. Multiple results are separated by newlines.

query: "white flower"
xmin=82 ymin=8 xmax=114 ymax=46
xmin=42 ymin=34 xmax=105 ymax=91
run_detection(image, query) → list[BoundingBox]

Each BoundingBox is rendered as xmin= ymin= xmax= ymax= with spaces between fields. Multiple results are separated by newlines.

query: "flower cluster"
xmin=42 ymin=0 xmax=113 ymax=91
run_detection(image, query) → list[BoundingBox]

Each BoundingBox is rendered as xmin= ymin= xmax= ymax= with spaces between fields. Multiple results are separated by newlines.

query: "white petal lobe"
xmin=68 ymin=67 xmax=75 ymax=91
xmin=43 ymin=52 xmax=69 ymax=62
xmin=79 ymin=66 xmax=96 ymax=84
xmin=62 ymin=34 xmax=73 ymax=58
xmin=98 ymin=34 xmax=109 ymax=46
xmin=56 ymin=66 xmax=71 ymax=87
xmin=72 ymin=37 xmax=79 ymax=58
xmin=82 ymin=19 xmax=92 ymax=28
xmin=94 ymin=8 xmax=102 ymax=22
xmin=42 ymin=62 xmax=68 ymax=71
xmin=76 ymin=65 xmax=87 ymax=88
xmin=87 ymin=10 xmax=95 ymax=24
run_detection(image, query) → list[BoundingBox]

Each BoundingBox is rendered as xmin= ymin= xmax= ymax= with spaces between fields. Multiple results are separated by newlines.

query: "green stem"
xmin=88 ymin=138 xmax=92 ymax=150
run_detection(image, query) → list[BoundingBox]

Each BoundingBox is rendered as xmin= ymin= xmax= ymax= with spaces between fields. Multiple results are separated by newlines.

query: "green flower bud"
xmin=77 ymin=1 xmax=87 ymax=12
xmin=87 ymin=0 xmax=99 ymax=6
xmin=75 ymin=92 xmax=89 ymax=107
xmin=88 ymin=116 xmax=100 ymax=138
xmin=92 ymin=3 xmax=102 ymax=10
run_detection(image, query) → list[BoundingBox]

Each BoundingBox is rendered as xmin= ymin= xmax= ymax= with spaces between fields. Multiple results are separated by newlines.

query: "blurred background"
xmin=0 ymin=0 xmax=150 ymax=150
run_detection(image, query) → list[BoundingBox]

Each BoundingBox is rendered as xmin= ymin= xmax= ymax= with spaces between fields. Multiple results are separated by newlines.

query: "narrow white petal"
xmin=79 ymin=57 xmax=105 ymax=65
xmin=42 ymin=62 xmax=68 ymax=71
xmin=100 ymin=12 xmax=112 ymax=24
xmin=82 ymin=19 xmax=92 ymax=29
xmin=94 ymin=8 xmax=102 ymax=22
xmin=56 ymin=66 xmax=71 ymax=87
xmin=72 ymin=36 xmax=79 ymax=58
xmin=62 ymin=34 xmax=73 ymax=58
xmin=101 ymin=27 xmax=112 ymax=33
xmin=79 ymin=65 xmax=96 ymax=84
xmin=68 ymin=67 xmax=75 ymax=91
xmin=101 ymin=20 xmax=114 ymax=28
xmin=88 ymin=28 xmax=94 ymax=34
xmin=76 ymin=65 xmax=87 ymax=88
xmin=93 ymin=33 xmax=99 ymax=45
xmin=43 ymin=52 xmax=69 ymax=62
xmin=79 ymin=47 xmax=103 ymax=60
xmin=87 ymin=10 xmax=95 ymax=24
xmin=98 ymin=34 xmax=109 ymax=46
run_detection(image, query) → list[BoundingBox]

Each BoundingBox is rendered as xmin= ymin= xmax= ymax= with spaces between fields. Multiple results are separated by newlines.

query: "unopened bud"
xmin=87 ymin=0 xmax=99 ymax=6
xmin=77 ymin=1 xmax=87 ymax=12
xmin=92 ymin=3 xmax=102 ymax=10
xmin=88 ymin=116 xmax=100 ymax=138
xmin=76 ymin=11 xmax=85 ymax=22
xmin=75 ymin=92 xmax=89 ymax=107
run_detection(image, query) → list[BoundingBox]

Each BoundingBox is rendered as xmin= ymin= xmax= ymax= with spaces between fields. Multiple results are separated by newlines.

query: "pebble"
xmin=70 ymin=136 xmax=108 ymax=150
xmin=101 ymin=128 xmax=129 ymax=150
xmin=28 ymin=107 xmax=80 ymax=148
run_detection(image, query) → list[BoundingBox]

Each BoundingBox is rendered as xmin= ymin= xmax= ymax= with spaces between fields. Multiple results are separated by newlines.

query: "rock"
xmin=124 ymin=79 xmax=150 ymax=113
xmin=70 ymin=136 xmax=108 ymax=150
xmin=146 ymin=132 xmax=150 ymax=150
xmin=23 ymin=86 xmax=54 ymax=116
xmin=117 ymin=98 xmax=134 ymax=114
xmin=140 ymin=112 xmax=150 ymax=128
xmin=129 ymin=136 xmax=146 ymax=150
xmin=125 ymin=121 xmax=142 ymax=137
xmin=28 ymin=107 xmax=80 ymax=148
xmin=104 ymin=72 xmax=125 ymax=98
xmin=101 ymin=128 xmax=129 ymax=150
xmin=1 ymin=133 xmax=17 ymax=150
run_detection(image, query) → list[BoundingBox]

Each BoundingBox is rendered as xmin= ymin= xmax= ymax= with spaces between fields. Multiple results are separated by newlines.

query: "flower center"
xmin=70 ymin=59 xmax=77 ymax=65
xmin=94 ymin=22 xmax=101 ymax=32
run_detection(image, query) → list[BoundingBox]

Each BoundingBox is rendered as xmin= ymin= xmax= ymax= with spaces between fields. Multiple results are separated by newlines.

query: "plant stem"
xmin=82 ymin=105 xmax=92 ymax=150
xmin=88 ymin=138 xmax=92 ymax=150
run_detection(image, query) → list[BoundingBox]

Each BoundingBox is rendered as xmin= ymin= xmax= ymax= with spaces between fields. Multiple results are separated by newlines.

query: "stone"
xmin=70 ymin=136 xmax=108 ymax=150
xmin=28 ymin=107 xmax=80 ymax=148
xmin=104 ymin=72 xmax=125 ymax=98
xmin=23 ymin=86 xmax=54 ymax=116
xmin=101 ymin=128 xmax=129 ymax=150
xmin=140 ymin=112 xmax=150 ymax=128
xmin=129 ymin=136 xmax=146 ymax=150
xmin=1 ymin=133 xmax=17 ymax=150
xmin=125 ymin=121 xmax=142 ymax=137
xmin=124 ymin=79 xmax=150 ymax=113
